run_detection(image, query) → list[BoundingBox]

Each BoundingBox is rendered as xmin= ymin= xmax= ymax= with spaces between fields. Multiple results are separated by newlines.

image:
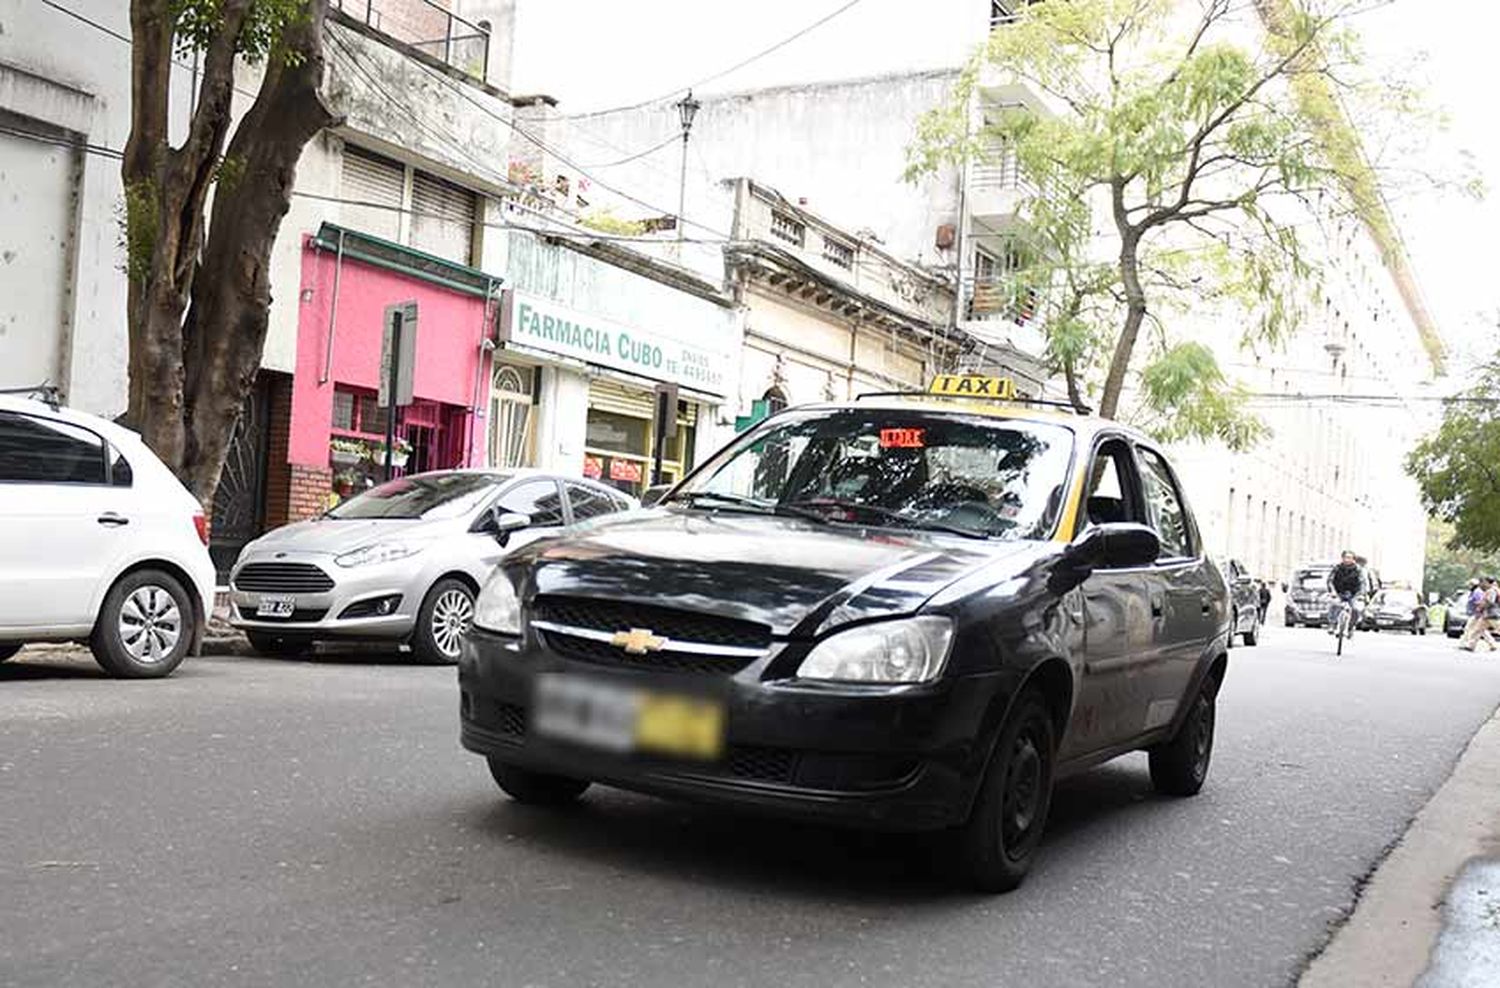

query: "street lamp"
xmin=673 ymin=90 xmax=701 ymax=242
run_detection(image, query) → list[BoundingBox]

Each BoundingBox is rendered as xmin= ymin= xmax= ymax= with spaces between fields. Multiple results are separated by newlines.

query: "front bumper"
xmin=457 ymin=627 xmax=1002 ymax=831
xmin=1286 ymin=601 xmax=1329 ymax=625
xmin=228 ymin=552 xmax=419 ymax=639
xmin=1371 ymin=613 xmax=1419 ymax=629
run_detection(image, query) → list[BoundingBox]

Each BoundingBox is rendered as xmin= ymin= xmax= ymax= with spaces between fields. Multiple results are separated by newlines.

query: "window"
xmin=821 ymin=235 xmax=854 ymax=269
xmin=1081 ymin=439 xmax=1144 ymax=532
xmin=109 ymin=444 xmax=133 ymax=487
xmin=329 ymin=473 xmax=501 ymax=520
xmin=498 ymin=479 xmax=564 ymax=527
xmin=566 ymin=482 xmax=618 ymax=522
xmin=762 ymin=386 xmax=789 ymax=415
xmin=332 ymin=390 xmax=356 ymax=431
xmin=769 ymin=210 xmax=805 ymax=247
xmin=0 ymin=411 xmax=106 ymax=484
xmin=1137 ymin=447 xmax=1193 ymax=559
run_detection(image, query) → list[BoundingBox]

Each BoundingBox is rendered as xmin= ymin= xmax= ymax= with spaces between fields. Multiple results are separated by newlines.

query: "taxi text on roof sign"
xmin=928 ymin=375 xmax=1018 ymax=400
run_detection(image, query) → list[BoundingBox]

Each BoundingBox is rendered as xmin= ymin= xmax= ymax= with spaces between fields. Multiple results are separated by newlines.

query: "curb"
xmin=1299 ymin=704 xmax=1500 ymax=987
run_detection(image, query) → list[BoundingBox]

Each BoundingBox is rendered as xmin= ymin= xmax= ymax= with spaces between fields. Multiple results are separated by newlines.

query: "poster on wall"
xmin=609 ymin=459 xmax=642 ymax=483
xmin=583 ymin=455 xmax=604 ymax=480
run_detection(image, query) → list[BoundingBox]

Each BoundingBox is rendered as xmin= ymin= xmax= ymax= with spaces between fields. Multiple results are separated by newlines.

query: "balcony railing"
xmin=968 ymin=282 xmax=1040 ymax=325
xmin=335 ymin=0 xmax=490 ymax=83
xmin=971 ymin=152 xmax=1033 ymax=193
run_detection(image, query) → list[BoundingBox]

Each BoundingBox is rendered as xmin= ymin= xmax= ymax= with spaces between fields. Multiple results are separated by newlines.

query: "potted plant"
xmin=371 ymin=437 xmax=412 ymax=469
xmin=330 ymin=437 xmax=367 ymax=467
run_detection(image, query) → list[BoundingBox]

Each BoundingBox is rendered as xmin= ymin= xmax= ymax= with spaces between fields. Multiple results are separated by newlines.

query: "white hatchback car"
xmin=0 ymin=395 xmax=216 ymax=677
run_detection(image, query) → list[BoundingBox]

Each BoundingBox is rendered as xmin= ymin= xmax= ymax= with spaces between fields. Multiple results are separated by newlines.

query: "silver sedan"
xmin=229 ymin=470 xmax=636 ymax=663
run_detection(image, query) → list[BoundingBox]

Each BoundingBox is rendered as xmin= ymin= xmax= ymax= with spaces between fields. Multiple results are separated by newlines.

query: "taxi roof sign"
xmin=929 ymin=375 xmax=1017 ymax=400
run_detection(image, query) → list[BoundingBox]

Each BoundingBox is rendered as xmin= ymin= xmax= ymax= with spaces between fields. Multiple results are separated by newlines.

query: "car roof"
xmin=0 ymin=394 xmax=145 ymax=448
xmin=396 ymin=468 xmax=637 ymax=501
xmin=784 ymin=396 xmax=1158 ymax=445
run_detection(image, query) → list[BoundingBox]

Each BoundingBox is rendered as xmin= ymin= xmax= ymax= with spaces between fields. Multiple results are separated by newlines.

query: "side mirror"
xmin=487 ymin=508 xmax=531 ymax=546
xmin=1048 ymin=522 xmax=1160 ymax=594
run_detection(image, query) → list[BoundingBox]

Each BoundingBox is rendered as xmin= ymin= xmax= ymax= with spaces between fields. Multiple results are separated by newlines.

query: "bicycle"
xmin=1329 ymin=593 xmax=1358 ymax=656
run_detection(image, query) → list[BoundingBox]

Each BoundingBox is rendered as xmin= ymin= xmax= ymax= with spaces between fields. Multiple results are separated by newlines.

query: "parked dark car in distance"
xmin=1218 ymin=557 xmax=1262 ymax=646
xmin=1360 ymin=587 xmax=1427 ymax=634
xmin=1444 ymin=592 xmax=1469 ymax=638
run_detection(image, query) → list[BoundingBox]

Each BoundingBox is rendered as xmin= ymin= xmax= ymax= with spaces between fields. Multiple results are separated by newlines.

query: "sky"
xmin=511 ymin=0 xmax=1500 ymax=371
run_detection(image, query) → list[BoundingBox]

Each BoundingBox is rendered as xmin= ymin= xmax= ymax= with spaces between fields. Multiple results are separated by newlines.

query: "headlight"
xmin=472 ymin=571 xmax=521 ymax=635
xmin=334 ymin=542 xmax=423 ymax=568
xmin=797 ymin=616 xmax=954 ymax=684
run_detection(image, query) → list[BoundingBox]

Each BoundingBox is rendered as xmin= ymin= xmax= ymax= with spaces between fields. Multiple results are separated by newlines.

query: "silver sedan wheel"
xmin=430 ymin=588 xmax=474 ymax=659
xmin=118 ymin=584 xmax=182 ymax=663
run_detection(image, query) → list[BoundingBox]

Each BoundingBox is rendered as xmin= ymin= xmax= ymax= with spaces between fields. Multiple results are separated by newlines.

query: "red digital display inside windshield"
xmin=879 ymin=427 xmax=926 ymax=449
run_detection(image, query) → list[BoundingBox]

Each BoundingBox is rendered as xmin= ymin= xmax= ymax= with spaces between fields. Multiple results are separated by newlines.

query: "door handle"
xmin=97 ymin=512 xmax=130 ymax=527
xmin=1151 ymin=595 xmax=1164 ymax=618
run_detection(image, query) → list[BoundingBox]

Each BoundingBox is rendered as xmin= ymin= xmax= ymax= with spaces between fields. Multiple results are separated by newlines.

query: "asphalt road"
xmin=4 ymin=627 xmax=1500 ymax=988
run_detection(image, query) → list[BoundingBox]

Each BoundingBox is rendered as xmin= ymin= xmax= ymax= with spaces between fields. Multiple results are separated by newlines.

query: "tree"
xmin=906 ymin=0 xmax=1449 ymax=447
xmin=1407 ymin=357 xmax=1500 ymax=554
xmin=124 ymin=0 xmax=336 ymax=504
xmin=1421 ymin=520 xmax=1500 ymax=600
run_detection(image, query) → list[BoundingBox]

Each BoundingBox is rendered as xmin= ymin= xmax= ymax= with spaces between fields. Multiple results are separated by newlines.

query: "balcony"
xmin=968 ymin=152 xmax=1033 ymax=228
xmin=333 ymin=0 xmax=490 ymax=84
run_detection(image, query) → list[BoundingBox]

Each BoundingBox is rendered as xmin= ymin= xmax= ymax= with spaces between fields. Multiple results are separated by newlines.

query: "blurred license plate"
xmin=533 ymin=674 xmax=723 ymax=759
xmin=256 ymin=595 xmax=296 ymax=618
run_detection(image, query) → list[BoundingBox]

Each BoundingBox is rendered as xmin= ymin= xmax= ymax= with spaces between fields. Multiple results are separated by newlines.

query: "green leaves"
xmin=171 ymin=0 xmax=307 ymax=63
xmin=1139 ymin=342 xmax=1267 ymax=450
xmin=1407 ymin=370 xmax=1500 ymax=553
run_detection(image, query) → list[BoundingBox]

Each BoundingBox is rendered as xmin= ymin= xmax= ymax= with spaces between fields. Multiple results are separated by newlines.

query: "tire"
xmin=954 ymin=691 xmax=1057 ymax=893
xmin=412 ymin=578 xmax=476 ymax=665
xmin=487 ymin=757 xmax=590 ymax=805
xmin=1150 ymin=683 xmax=1216 ymax=797
xmin=1228 ymin=610 xmax=1238 ymax=649
xmin=0 ymin=642 xmax=21 ymax=663
xmin=89 ymin=569 xmax=195 ymax=679
xmin=245 ymin=631 xmax=313 ymax=657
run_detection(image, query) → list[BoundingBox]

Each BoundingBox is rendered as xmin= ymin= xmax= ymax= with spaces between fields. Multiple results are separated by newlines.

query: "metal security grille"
xmin=587 ymin=378 xmax=655 ymax=419
xmin=410 ymin=171 xmax=476 ymax=265
xmin=233 ymin=563 xmax=336 ymax=594
xmin=340 ymin=144 xmax=404 ymax=242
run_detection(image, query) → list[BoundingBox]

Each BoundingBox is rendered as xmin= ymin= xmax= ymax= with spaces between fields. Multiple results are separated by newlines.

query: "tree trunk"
xmin=179 ymin=1 xmax=336 ymax=505
xmin=123 ymin=0 xmax=335 ymax=507
xmin=1098 ymin=181 xmax=1145 ymax=420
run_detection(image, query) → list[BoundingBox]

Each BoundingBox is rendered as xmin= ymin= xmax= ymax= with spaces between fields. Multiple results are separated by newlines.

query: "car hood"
xmin=510 ymin=509 xmax=1049 ymax=637
xmin=244 ymin=516 xmax=458 ymax=556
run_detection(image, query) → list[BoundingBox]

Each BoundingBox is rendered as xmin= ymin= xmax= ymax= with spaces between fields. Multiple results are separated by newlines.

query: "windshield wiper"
xmin=782 ymin=499 xmax=990 ymax=540
xmin=673 ymin=491 xmax=831 ymax=524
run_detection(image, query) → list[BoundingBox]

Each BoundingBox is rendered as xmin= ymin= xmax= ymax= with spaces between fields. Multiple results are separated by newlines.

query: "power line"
xmin=577 ymin=134 xmax=680 ymax=169
xmin=560 ymin=0 xmax=868 ymax=121
xmin=38 ymin=0 xmax=129 ymax=43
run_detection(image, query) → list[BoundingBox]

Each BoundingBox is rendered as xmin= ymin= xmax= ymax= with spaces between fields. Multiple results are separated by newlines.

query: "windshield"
xmin=1297 ymin=571 xmax=1329 ymax=590
xmin=672 ymin=409 xmax=1074 ymax=540
xmin=1382 ymin=590 xmax=1418 ymax=607
xmin=327 ymin=472 xmax=505 ymax=520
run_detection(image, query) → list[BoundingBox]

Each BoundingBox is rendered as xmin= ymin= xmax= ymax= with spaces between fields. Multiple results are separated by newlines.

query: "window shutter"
xmin=410 ymin=171 xmax=476 ymax=265
xmin=340 ymin=144 xmax=404 ymax=242
xmin=587 ymin=378 xmax=654 ymax=419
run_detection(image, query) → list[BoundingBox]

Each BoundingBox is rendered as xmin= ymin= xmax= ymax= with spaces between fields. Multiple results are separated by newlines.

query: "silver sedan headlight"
xmin=796 ymin=616 xmax=954 ymax=684
xmin=472 ymin=570 xmax=521 ymax=635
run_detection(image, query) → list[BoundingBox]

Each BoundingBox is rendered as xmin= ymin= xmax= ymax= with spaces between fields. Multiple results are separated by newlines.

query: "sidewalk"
xmin=1300 ymin=703 xmax=1500 ymax=987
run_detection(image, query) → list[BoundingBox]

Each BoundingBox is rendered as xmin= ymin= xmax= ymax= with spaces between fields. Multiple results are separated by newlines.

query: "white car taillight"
xmin=193 ymin=512 xmax=209 ymax=546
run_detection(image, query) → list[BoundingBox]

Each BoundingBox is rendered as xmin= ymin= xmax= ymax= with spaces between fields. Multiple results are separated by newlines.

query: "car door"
xmin=0 ymin=410 xmax=133 ymax=631
xmin=1059 ymin=435 xmax=1156 ymax=760
xmin=1134 ymin=444 xmax=1218 ymax=732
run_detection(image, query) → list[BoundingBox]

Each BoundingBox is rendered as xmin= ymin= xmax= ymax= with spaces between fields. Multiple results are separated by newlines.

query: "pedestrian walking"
xmin=1258 ymin=579 xmax=1272 ymax=624
xmin=1460 ymin=577 xmax=1498 ymax=652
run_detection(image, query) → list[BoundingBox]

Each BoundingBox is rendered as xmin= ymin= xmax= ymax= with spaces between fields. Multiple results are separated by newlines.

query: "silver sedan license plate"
xmin=256 ymin=594 xmax=296 ymax=618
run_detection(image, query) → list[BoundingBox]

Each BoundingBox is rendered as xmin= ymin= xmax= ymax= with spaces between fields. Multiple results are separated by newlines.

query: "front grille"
xmin=532 ymin=596 xmax=770 ymax=649
xmin=540 ymin=630 xmax=755 ymax=675
xmin=235 ymin=562 xmax=335 ymax=593
xmin=724 ymin=745 xmax=798 ymax=783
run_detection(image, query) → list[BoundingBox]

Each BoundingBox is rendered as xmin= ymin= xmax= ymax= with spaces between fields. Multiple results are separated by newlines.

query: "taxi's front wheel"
xmin=487 ymin=757 xmax=591 ymax=805
xmin=954 ymin=690 xmax=1056 ymax=893
xmin=1149 ymin=685 xmax=1216 ymax=796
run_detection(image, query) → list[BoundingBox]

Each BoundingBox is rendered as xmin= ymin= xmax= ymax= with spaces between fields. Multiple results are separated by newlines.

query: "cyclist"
xmin=1326 ymin=551 xmax=1368 ymax=635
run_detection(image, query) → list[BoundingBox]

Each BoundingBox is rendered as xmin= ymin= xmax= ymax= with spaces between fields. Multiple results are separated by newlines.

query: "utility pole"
xmin=674 ymin=90 xmax=701 ymax=242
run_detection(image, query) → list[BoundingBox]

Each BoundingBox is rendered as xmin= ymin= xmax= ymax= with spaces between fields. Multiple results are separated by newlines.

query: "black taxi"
xmin=458 ymin=377 xmax=1230 ymax=891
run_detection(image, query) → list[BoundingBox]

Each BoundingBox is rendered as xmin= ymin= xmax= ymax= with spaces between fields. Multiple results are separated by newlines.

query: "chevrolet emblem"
xmin=611 ymin=628 xmax=668 ymax=655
